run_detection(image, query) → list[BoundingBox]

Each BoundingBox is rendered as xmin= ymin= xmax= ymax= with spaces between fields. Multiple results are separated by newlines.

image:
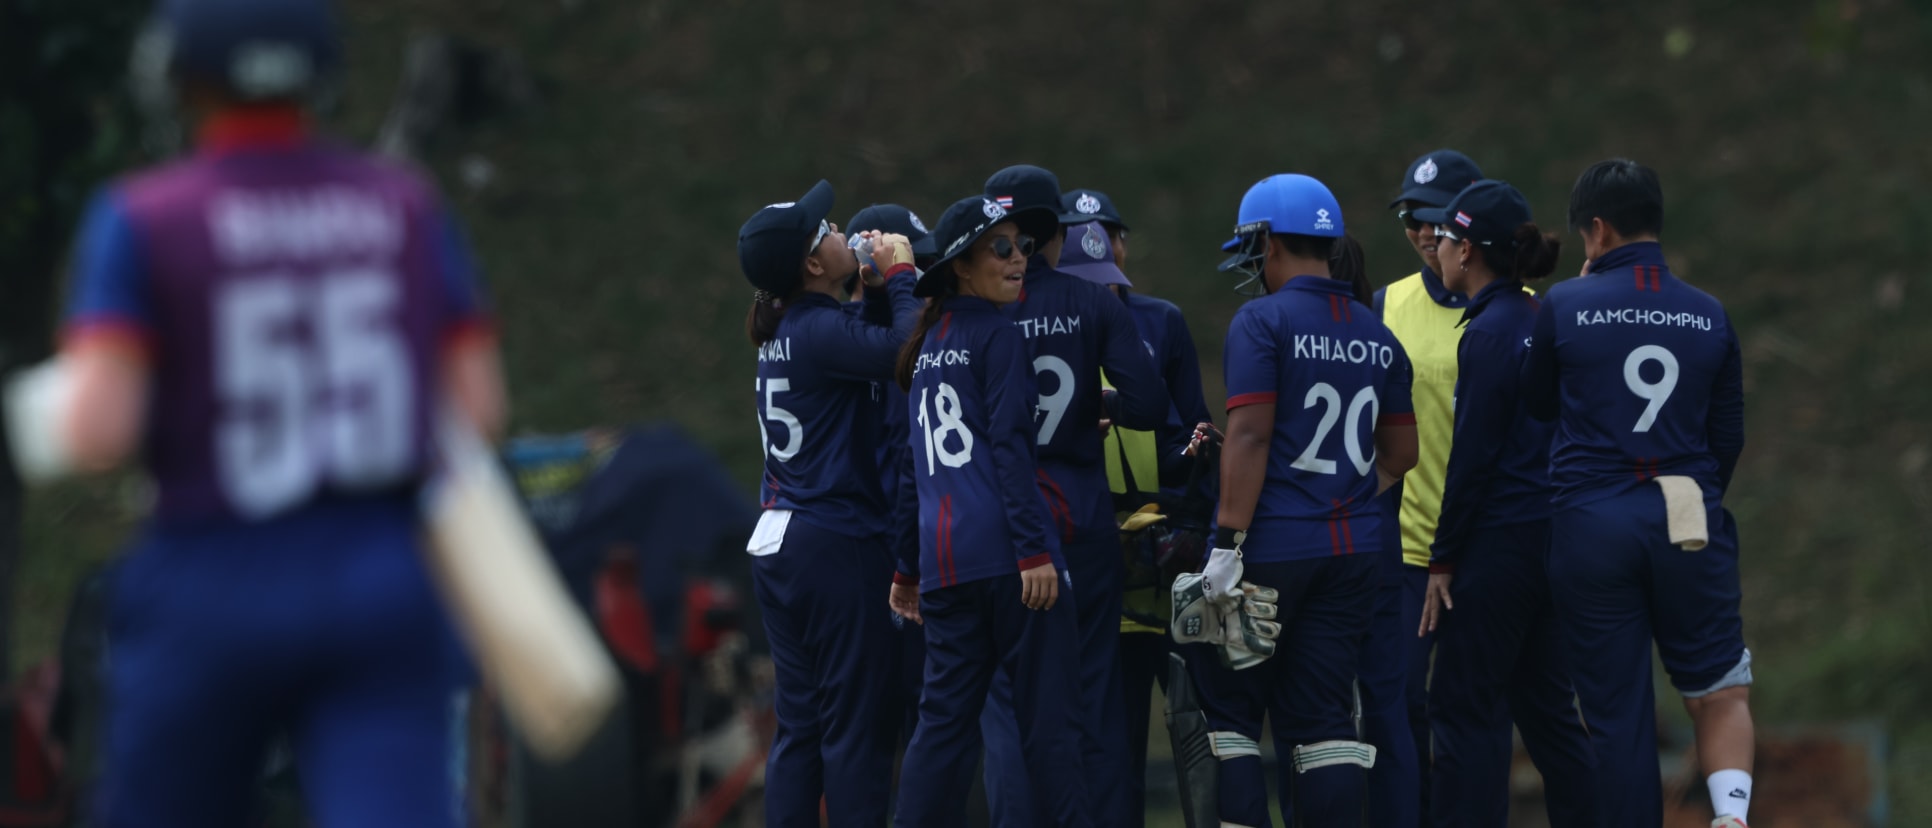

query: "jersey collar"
xmin=1279 ymin=274 xmax=1356 ymax=297
xmin=198 ymin=106 xmax=311 ymax=155
xmin=1419 ymin=266 xmax=1470 ymax=309
xmin=1458 ymin=279 xmax=1526 ymax=326
xmin=1586 ymin=241 xmax=1667 ymax=274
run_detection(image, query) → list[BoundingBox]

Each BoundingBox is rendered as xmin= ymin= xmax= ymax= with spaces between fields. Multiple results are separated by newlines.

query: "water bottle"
xmin=849 ymin=233 xmax=877 ymax=273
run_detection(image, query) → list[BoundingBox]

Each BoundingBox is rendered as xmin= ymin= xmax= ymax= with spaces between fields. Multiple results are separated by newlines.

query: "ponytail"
xmin=745 ymin=290 xmax=789 ymax=346
xmin=894 ymin=266 xmax=958 ymax=391
xmin=1328 ymin=233 xmax=1373 ymax=304
xmin=1475 ymin=223 xmax=1563 ymax=284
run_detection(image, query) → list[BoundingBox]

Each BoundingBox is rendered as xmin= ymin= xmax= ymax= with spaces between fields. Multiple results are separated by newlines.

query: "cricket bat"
xmin=423 ymin=411 xmax=620 ymax=761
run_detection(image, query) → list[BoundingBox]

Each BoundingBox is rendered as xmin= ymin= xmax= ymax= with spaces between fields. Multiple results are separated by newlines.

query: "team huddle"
xmin=736 ymin=154 xmax=1756 ymax=828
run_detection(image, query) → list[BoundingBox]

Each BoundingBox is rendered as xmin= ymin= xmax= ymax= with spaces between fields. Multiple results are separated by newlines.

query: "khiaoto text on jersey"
xmin=1293 ymin=335 xmax=1396 ymax=367
xmin=1575 ymin=308 xmax=1713 ymax=330
xmin=757 ymin=337 xmax=791 ymax=363
xmin=913 ymin=348 xmax=972 ymax=374
xmin=1014 ymin=316 xmax=1081 ymax=339
xmin=210 ymin=187 xmax=404 ymax=264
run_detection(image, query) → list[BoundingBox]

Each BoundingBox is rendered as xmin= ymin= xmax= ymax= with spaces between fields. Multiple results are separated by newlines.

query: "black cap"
xmin=847 ymin=203 xmax=937 ymax=260
xmin=737 ymin=180 xmax=835 ymax=294
xmin=1412 ymin=179 xmax=1531 ymax=247
xmin=917 ymin=195 xmax=1017 ymax=298
xmin=984 ymin=164 xmax=1080 ymax=244
xmin=1389 ymin=149 xmax=1484 ymax=209
xmin=1061 ymin=188 xmax=1129 ymax=231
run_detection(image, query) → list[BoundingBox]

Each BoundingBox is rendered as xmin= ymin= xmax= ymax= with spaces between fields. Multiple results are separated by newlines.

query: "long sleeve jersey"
xmin=1521 ymin=242 xmax=1745 ymax=507
xmin=899 ymin=296 xmax=1063 ymax=591
xmin=1430 ymin=280 xmax=1553 ymax=570
xmin=755 ymin=266 xmax=919 ymax=535
xmin=1224 ymin=275 xmax=1415 ymax=563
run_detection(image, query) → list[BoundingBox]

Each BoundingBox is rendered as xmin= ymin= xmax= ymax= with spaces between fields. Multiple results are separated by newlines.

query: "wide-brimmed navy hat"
xmin=917 ymin=195 xmax=1018 ymax=298
xmin=1388 ymin=149 xmax=1484 ymax=209
xmin=1058 ymin=221 xmax=1130 ymax=288
xmin=1412 ymin=179 xmax=1532 ymax=247
xmin=738 ymin=180 xmax=835 ymax=293
xmin=1061 ymin=188 xmax=1129 ymax=231
xmin=847 ymin=203 xmax=937 ymax=260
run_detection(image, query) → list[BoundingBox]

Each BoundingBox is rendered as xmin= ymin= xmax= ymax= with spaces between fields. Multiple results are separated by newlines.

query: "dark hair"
xmin=1273 ymin=233 xmax=1336 ymax=262
xmin=1567 ymin=158 xmax=1663 ymax=237
xmin=1475 ymin=223 xmax=1562 ymax=283
xmin=744 ymin=293 xmax=789 ymax=345
xmin=894 ymin=264 xmax=959 ymax=391
xmin=1328 ymin=234 xmax=1372 ymax=303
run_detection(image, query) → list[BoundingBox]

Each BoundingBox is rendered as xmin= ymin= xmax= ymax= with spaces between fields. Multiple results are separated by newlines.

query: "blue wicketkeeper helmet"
xmin=1217 ymin=174 xmax=1345 ymax=294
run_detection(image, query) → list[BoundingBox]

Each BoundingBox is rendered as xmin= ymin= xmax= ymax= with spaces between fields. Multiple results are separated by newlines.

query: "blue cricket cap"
xmin=158 ymin=0 xmax=341 ymax=100
xmin=1061 ymin=189 xmax=1129 ymax=232
xmin=1412 ymin=179 xmax=1532 ymax=247
xmin=846 ymin=203 xmax=936 ymax=260
xmin=1389 ymin=149 xmax=1484 ymax=209
xmin=737 ymin=179 xmax=835 ymax=294
xmin=984 ymin=165 xmax=1082 ymax=244
xmin=919 ymin=195 xmax=1017 ymax=298
xmin=1057 ymin=221 xmax=1130 ymax=288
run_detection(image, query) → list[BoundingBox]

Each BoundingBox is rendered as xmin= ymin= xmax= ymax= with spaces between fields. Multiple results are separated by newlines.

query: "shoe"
xmin=1711 ymin=817 xmax=1749 ymax=828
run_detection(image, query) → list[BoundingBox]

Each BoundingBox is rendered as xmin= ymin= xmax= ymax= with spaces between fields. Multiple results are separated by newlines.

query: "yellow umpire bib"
xmin=1102 ymin=372 xmax=1169 ymax=634
xmin=1380 ymin=273 xmax=1468 ymax=569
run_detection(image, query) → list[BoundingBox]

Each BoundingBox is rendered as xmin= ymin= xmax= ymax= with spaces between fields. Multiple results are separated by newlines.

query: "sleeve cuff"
xmin=1226 ymin=391 xmax=1277 ymax=411
xmin=1016 ymin=552 xmax=1053 ymax=571
xmin=443 ymin=316 xmax=498 ymax=351
xmin=1378 ymin=412 xmax=1416 ymax=427
xmin=883 ymin=262 xmax=916 ymax=281
xmin=892 ymin=571 xmax=919 ymax=587
xmin=1429 ymin=561 xmax=1456 ymax=574
xmin=62 ymin=317 xmax=152 ymax=360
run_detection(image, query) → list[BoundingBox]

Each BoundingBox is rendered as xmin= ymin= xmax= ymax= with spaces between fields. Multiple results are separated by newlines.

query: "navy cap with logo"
xmin=918 ymin=195 xmax=1016 ymax=298
xmin=1389 ymin=149 xmax=1484 ymax=209
xmin=1061 ymin=189 xmax=1129 ymax=232
xmin=1412 ymin=179 xmax=1532 ymax=247
xmin=846 ymin=203 xmax=937 ymax=261
xmin=984 ymin=165 xmax=1083 ymax=245
xmin=1058 ymin=221 xmax=1130 ymax=288
xmin=737 ymin=179 xmax=835 ymax=294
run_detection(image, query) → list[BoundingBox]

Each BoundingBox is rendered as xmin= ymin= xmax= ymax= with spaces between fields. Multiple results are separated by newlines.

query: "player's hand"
xmin=1200 ymin=545 xmax=1244 ymax=608
xmin=1097 ymin=418 xmax=1112 ymax=434
xmin=1019 ymin=561 xmax=1059 ymax=611
xmin=1419 ymin=571 xmax=1454 ymax=636
xmin=889 ymin=582 xmax=923 ymax=625
xmin=1185 ymin=422 xmax=1223 ymax=457
xmin=874 ymin=232 xmax=913 ymax=271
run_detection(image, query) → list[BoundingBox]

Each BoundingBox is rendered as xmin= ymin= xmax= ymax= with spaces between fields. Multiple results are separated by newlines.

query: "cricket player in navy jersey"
xmin=1059 ymin=189 xmax=1218 ymax=828
xmin=1369 ymin=149 xmax=1486 ymax=828
xmin=51 ymin=1 xmax=504 ymax=824
xmin=1171 ymin=173 xmax=1418 ymax=828
xmin=738 ymin=182 xmax=920 ymax=827
xmin=1524 ymin=159 xmax=1755 ymax=828
xmin=845 ymin=203 xmax=940 ymax=744
xmin=890 ymin=196 xmax=1088 ymax=828
xmin=976 ymin=167 xmax=1167 ymax=827
xmin=1410 ymin=180 xmax=1597 ymax=828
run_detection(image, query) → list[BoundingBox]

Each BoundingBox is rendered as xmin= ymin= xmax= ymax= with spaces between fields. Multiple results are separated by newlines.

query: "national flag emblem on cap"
xmin=1454 ymin=211 xmax=1473 ymax=228
xmin=995 ymin=196 xmax=1015 ymax=209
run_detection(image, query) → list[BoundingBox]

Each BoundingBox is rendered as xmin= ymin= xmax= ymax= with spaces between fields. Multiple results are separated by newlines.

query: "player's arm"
xmin=432 ymin=212 xmax=507 ymax=439
xmin=821 ymin=261 xmax=920 ymax=382
xmin=1096 ymin=290 xmax=1167 ymax=430
xmin=1521 ymin=296 xmax=1560 ymax=422
xmin=1215 ymin=308 xmax=1277 ymax=538
xmin=1707 ymin=318 xmax=1746 ymax=494
xmin=1375 ymin=339 xmax=1419 ymax=492
xmin=1164 ymin=303 xmax=1215 ymax=431
xmin=1429 ymin=333 xmax=1512 ymax=572
xmin=984 ymin=326 xmax=1054 ymax=569
xmin=49 ymin=191 xmax=153 ymax=472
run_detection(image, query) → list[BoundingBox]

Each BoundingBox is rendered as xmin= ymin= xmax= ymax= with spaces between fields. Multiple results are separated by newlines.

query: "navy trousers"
xmin=1188 ymin=554 xmax=1376 ymax=828
xmin=1549 ymin=489 xmax=1747 ymax=828
xmin=753 ymin=520 xmax=903 ymax=827
xmin=983 ymin=538 xmax=1126 ymax=826
xmin=1119 ymin=631 xmax=1169 ymax=828
xmin=1357 ymin=550 xmax=1421 ymax=828
xmin=897 ymin=573 xmax=1088 ymax=828
xmin=1428 ymin=520 xmax=1597 ymax=828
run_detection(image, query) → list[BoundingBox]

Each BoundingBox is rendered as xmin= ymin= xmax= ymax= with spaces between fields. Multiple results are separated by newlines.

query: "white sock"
xmin=1707 ymin=768 xmax=1752 ymax=821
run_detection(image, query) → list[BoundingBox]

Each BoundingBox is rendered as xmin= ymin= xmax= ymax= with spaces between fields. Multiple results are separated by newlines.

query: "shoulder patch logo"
xmin=1414 ymin=158 xmax=1438 ymax=184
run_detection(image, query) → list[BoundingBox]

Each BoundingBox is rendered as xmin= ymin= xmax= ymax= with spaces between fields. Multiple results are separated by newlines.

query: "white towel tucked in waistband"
xmin=1654 ymin=476 xmax=1708 ymax=551
xmin=746 ymin=509 xmax=792 ymax=557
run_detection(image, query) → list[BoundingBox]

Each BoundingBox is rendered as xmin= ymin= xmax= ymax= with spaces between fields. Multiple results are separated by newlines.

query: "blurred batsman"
xmin=21 ymin=0 xmax=510 ymax=825
xmin=1170 ymin=174 xmax=1418 ymax=828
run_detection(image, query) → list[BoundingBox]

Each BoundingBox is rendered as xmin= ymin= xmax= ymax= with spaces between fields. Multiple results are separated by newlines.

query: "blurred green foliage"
xmin=8 ymin=0 xmax=1929 ymax=820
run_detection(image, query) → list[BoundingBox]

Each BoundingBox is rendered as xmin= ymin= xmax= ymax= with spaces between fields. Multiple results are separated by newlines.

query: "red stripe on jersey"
xmin=939 ymin=495 xmax=956 ymax=586
xmin=1339 ymin=504 xmax=1357 ymax=555
xmin=1328 ymin=294 xmax=1343 ymax=322
xmin=1633 ymin=267 xmax=1646 ymax=291
xmin=937 ymin=312 xmax=953 ymax=341
xmin=1342 ymin=298 xmax=1353 ymax=322
xmin=1326 ymin=512 xmax=1343 ymax=556
xmin=1036 ymin=470 xmax=1076 ymax=543
xmin=1378 ymin=412 xmax=1417 ymax=427
xmin=1650 ymin=266 xmax=1663 ymax=292
xmin=1227 ymin=391 xmax=1278 ymax=411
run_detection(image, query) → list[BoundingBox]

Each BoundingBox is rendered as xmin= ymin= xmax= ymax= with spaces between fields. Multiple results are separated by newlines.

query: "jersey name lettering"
xmin=1293 ymin=335 xmax=1396 ymax=367
xmin=210 ymin=187 xmax=403 ymax=264
xmin=757 ymin=337 xmax=792 ymax=363
xmin=1014 ymin=315 xmax=1081 ymax=339
xmin=913 ymin=348 xmax=972 ymax=374
xmin=1575 ymin=308 xmax=1713 ymax=330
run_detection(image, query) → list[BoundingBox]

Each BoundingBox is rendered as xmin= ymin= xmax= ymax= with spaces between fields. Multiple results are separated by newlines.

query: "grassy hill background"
xmin=13 ymin=0 xmax=1931 ymax=821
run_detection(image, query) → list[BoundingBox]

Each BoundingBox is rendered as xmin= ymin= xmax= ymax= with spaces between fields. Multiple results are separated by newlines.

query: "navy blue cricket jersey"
xmin=1223 ymin=275 xmax=1415 ymax=562
xmin=1430 ymin=280 xmax=1552 ymax=568
xmin=900 ymin=297 xmax=1063 ymax=591
xmin=755 ymin=266 xmax=919 ymax=535
xmin=1006 ymin=256 xmax=1165 ymax=544
xmin=1522 ymin=242 xmax=1744 ymax=507
xmin=1122 ymin=290 xmax=1214 ymax=490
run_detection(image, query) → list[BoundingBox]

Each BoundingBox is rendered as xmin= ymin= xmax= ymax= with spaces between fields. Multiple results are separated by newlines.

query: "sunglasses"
xmin=985 ymin=234 xmax=1036 ymax=260
xmin=1433 ymin=224 xmax=1491 ymax=246
xmin=1397 ymin=210 xmax=1424 ymax=232
xmin=810 ymin=219 xmax=834 ymax=252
